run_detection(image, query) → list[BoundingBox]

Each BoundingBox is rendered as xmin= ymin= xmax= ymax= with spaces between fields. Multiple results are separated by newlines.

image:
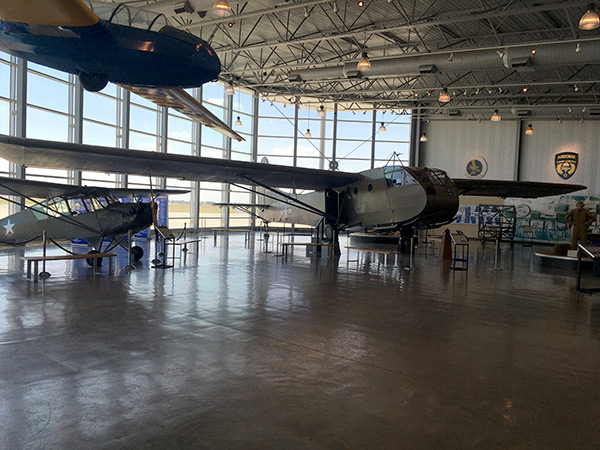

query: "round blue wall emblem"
xmin=465 ymin=157 xmax=487 ymax=178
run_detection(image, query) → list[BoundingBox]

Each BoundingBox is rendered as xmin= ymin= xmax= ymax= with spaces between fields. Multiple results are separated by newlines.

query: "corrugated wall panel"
xmin=520 ymin=120 xmax=600 ymax=195
xmin=420 ymin=121 xmax=518 ymax=180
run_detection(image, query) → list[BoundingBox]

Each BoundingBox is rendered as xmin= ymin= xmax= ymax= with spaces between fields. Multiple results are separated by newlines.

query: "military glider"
xmin=0 ymin=134 xmax=586 ymax=248
xmin=0 ymin=0 xmax=243 ymax=141
xmin=0 ymin=174 xmax=187 ymax=263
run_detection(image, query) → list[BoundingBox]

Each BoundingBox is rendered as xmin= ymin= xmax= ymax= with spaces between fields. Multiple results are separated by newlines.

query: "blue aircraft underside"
xmin=0 ymin=20 xmax=220 ymax=88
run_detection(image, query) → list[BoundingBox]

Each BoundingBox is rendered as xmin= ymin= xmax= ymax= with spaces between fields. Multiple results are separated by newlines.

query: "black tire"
xmin=86 ymin=250 xmax=102 ymax=267
xmin=131 ymin=245 xmax=144 ymax=261
xmin=79 ymin=72 xmax=108 ymax=92
xmin=324 ymin=224 xmax=336 ymax=242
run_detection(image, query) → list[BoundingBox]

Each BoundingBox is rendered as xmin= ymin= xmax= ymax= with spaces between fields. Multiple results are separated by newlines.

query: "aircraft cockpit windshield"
xmin=384 ymin=166 xmax=419 ymax=187
xmin=84 ymin=1 xmax=170 ymax=32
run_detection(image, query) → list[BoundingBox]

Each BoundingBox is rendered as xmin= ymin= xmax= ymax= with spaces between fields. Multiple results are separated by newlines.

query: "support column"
xmin=330 ymin=102 xmax=338 ymax=171
xmin=370 ymin=108 xmax=377 ymax=169
xmin=409 ymin=107 xmax=422 ymax=167
xmin=221 ymin=92 xmax=233 ymax=228
xmin=250 ymin=93 xmax=259 ymax=231
xmin=515 ymin=120 xmax=523 ymax=181
xmin=190 ymin=86 xmax=202 ymax=232
xmin=157 ymin=106 xmax=167 ymax=190
xmin=116 ymin=86 xmax=130 ymax=188
xmin=68 ymin=74 xmax=83 ymax=186
xmin=293 ymin=98 xmax=299 ymax=167
xmin=9 ymin=57 xmax=26 ymax=213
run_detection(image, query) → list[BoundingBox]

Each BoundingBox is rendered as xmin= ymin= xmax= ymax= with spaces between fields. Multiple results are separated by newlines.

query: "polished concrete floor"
xmin=1 ymin=233 xmax=599 ymax=449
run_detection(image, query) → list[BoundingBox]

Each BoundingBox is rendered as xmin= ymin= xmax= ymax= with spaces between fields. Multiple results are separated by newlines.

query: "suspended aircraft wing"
xmin=123 ymin=86 xmax=245 ymax=142
xmin=0 ymin=135 xmax=361 ymax=191
xmin=452 ymin=178 xmax=586 ymax=198
xmin=0 ymin=175 xmax=188 ymax=200
xmin=0 ymin=0 xmax=99 ymax=27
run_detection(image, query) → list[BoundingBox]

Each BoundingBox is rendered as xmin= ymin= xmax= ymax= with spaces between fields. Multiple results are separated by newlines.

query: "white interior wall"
xmin=419 ymin=120 xmax=519 ymax=180
xmin=520 ymin=120 xmax=600 ymax=196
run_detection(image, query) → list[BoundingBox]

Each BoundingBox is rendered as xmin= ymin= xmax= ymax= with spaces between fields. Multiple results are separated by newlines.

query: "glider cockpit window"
xmin=84 ymin=1 xmax=169 ymax=32
xmin=384 ymin=166 xmax=418 ymax=187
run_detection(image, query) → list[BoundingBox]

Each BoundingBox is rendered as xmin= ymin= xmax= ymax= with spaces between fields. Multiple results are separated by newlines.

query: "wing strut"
xmin=0 ymin=183 xmax=102 ymax=235
xmin=235 ymin=175 xmax=338 ymax=222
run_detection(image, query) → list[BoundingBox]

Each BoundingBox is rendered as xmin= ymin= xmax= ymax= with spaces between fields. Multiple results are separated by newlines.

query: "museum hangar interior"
xmin=1 ymin=1 xmax=600 ymax=448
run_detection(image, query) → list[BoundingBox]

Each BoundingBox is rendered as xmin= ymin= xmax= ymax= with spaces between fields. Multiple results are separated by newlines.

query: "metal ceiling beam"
xmin=213 ymin=0 xmax=589 ymax=55
xmin=183 ymin=0 xmax=334 ymax=30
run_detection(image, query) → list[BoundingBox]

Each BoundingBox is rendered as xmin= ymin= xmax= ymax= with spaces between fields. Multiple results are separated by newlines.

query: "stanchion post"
xmin=125 ymin=229 xmax=135 ymax=270
xmin=39 ymin=230 xmax=50 ymax=279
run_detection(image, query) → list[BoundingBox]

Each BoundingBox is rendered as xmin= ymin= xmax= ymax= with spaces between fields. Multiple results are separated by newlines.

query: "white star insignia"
xmin=3 ymin=219 xmax=15 ymax=236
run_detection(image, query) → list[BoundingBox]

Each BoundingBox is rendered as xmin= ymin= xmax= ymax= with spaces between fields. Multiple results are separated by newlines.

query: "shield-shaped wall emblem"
xmin=555 ymin=152 xmax=578 ymax=180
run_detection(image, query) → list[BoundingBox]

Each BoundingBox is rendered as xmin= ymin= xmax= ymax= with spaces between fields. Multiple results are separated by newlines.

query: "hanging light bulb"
xmin=525 ymin=124 xmax=534 ymax=135
xmin=306 ymin=129 xmax=312 ymax=138
xmin=235 ymin=116 xmax=242 ymax=127
xmin=357 ymin=52 xmax=371 ymax=72
xmin=225 ymin=82 xmax=234 ymax=95
xmin=379 ymin=122 xmax=386 ymax=132
xmin=318 ymin=105 xmax=325 ymax=117
xmin=420 ymin=133 xmax=428 ymax=142
xmin=438 ymin=88 xmax=450 ymax=103
xmin=491 ymin=109 xmax=501 ymax=122
xmin=213 ymin=0 xmax=232 ymax=17
xmin=579 ymin=3 xmax=600 ymax=30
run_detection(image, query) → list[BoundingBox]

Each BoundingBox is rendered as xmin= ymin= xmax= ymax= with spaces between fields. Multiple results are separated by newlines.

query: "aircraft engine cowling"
xmin=79 ymin=71 xmax=109 ymax=92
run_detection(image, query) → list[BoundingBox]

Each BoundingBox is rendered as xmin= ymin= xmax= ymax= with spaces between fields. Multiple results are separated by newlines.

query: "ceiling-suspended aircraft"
xmin=0 ymin=0 xmax=243 ymax=142
xmin=0 ymin=174 xmax=186 ymax=263
xmin=0 ymin=135 xmax=586 ymax=249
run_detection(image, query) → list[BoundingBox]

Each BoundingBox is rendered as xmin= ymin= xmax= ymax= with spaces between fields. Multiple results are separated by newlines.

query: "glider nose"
xmin=193 ymin=38 xmax=221 ymax=81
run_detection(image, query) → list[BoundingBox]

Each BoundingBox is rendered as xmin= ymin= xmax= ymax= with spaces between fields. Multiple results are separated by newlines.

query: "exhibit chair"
xmin=521 ymin=225 xmax=534 ymax=247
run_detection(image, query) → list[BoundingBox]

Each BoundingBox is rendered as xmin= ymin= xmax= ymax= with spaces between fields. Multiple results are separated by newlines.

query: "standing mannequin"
xmin=565 ymin=201 xmax=595 ymax=250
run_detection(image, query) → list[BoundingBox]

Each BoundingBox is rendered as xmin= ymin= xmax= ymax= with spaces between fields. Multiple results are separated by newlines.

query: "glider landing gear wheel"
xmin=86 ymin=250 xmax=103 ymax=267
xmin=324 ymin=224 xmax=336 ymax=243
xmin=79 ymin=72 xmax=108 ymax=92
xmin=131 ymin=245 xmax=144 ymax=261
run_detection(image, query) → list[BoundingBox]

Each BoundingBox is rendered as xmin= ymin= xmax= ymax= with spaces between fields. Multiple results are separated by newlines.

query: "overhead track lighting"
xmin=579 ymin=3 xmax=600 ymax=30
xmin=525 ymin=124 xmax=534 ymax=135
xmin=491 ymin=110 xmax=501 ymax=122
xmin=357 ymin=52 xmax=371 ymax=72
xmin=235 ymin=116 xmax=242 ymax=127
xmin=420 ymin=133 xmax=428 ymax=142
xmin=438 ymin=88 xmax=450 ymax=103
xmin=379 ymin=122 xmax=386 ymax=132
xmin=213 ymin=0 xmax=232 ymax=17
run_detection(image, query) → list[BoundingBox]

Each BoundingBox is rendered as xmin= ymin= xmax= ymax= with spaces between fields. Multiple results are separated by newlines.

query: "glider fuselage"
xmin=0 ymin=18 xmax=220 ymax=88
xmin=261 ymin=166 xmax=459 ymax=230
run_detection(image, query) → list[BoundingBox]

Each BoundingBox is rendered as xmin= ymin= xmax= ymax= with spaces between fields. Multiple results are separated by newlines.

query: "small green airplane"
xmin=0 ymin=175 xmax=186 ymax=262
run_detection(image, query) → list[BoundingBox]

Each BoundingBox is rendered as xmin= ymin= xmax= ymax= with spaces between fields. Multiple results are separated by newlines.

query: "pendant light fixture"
xmin=318 ymin=105 xmax=325 ymax=117
xmin=357 ymin=52 xmax=371 ymax=72
xmin=235 ymin=116 xmax=242 ymax=127
xmin=438 ymin=88 xmax=451 ymax=103
xmin=491 ymin=109 xmax=501 ymax=122
xmin=378 ymin=122 xmax=386 ymax=132
xmin=225 ymin=81 xmax=234 ymax=95
xmin=420 ymin=133 xmax=428 ymax=142
xmin=213 ymin=0 xmax=232 ymax=17
xmin=579 ymin=3 xmax=600 ymax=30
xmin=525 ymin=124 xmax=534 ymax=135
